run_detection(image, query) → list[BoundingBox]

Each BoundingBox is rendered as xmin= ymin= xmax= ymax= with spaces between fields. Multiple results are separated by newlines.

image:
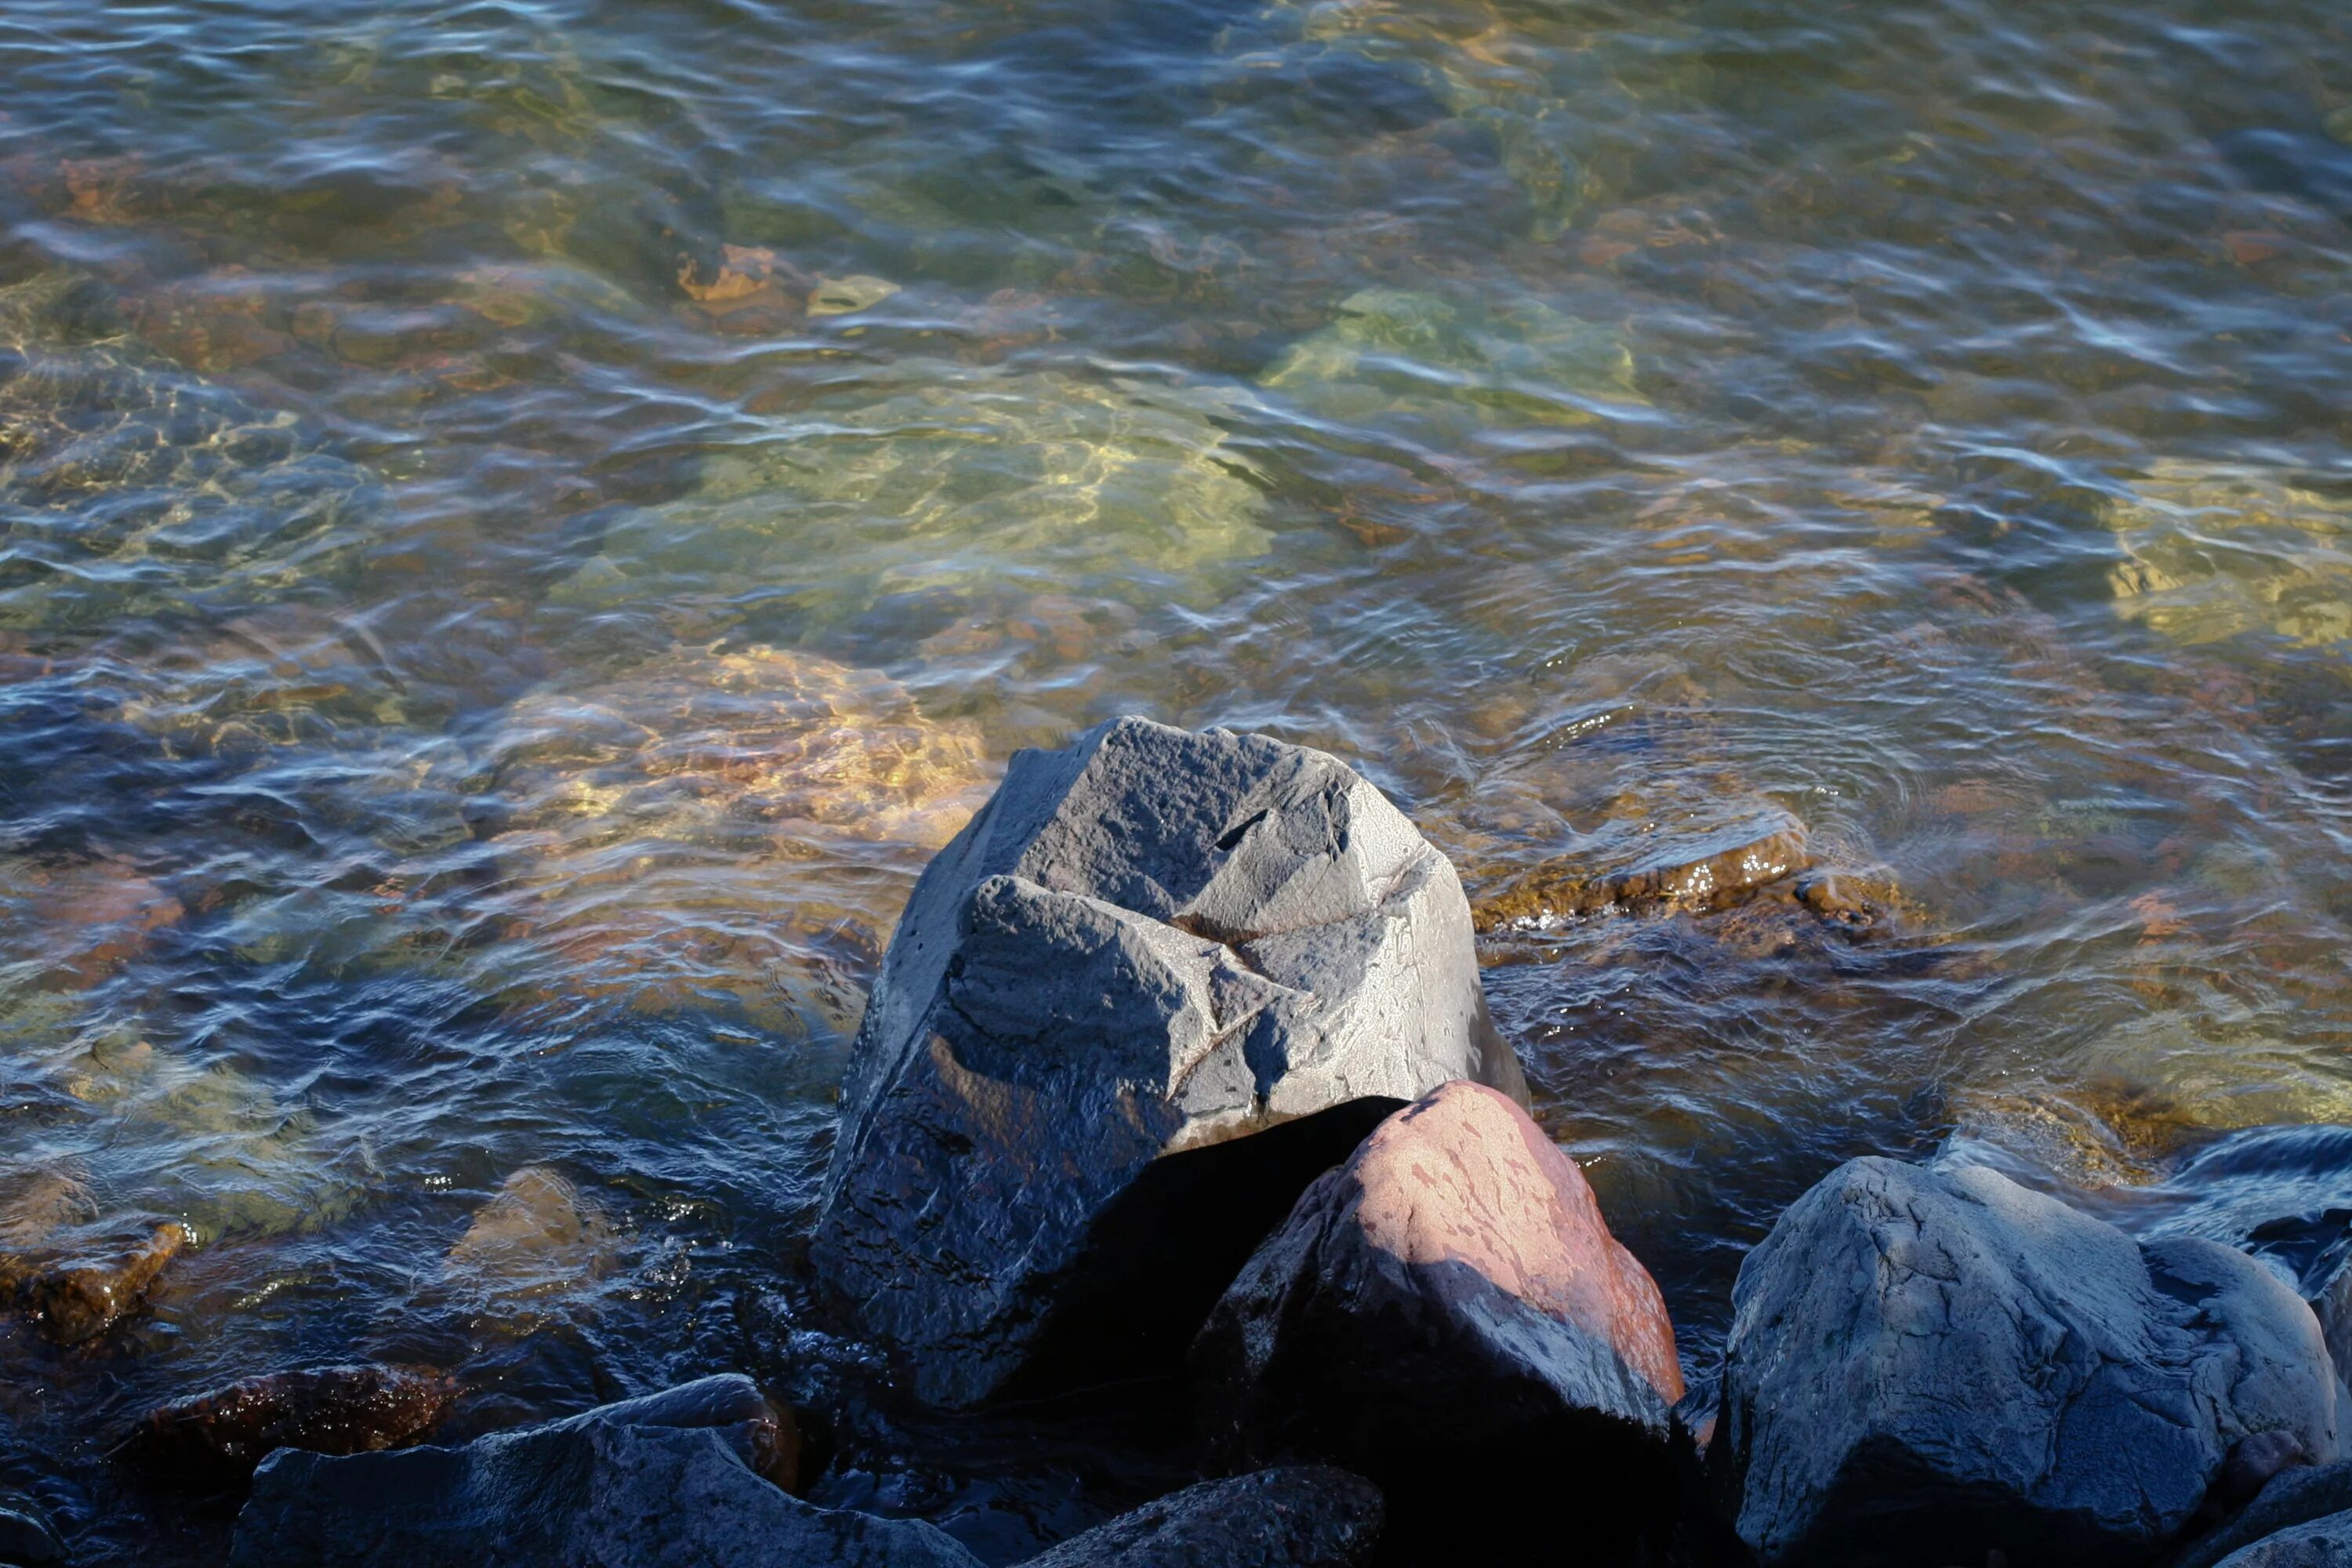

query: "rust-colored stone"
xmin=1472 ymin=810 xmax=1811 ymax=931
xmin=20 ymin=1221 xmax=186 ymax=1345
xmin=117 ymin=1363 xmax=458 ymax=1486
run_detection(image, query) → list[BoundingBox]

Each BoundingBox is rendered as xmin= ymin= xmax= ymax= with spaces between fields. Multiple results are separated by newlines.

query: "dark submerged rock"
xmin=814 ymin=716 xmax=1529 ymax=1409
xmin=1714 ymin=1156 xmax=2341 ymax=1568
xmin=227 ymin=1377 xmax=928 ymax=1568
xmin=1193 ymin=1080 xmax=1684 ymax=1560
xmin=1020 ymin=1465 xmax=1382 ymax=1567
xmin=114 ymin=1363 xmax=458 ymax=1489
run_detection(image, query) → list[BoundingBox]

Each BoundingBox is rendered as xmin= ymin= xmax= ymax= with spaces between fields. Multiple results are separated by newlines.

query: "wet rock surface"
xmin=1022 ymin=1465 xmax=1384 ymax=1568
xmin=1715 ymin=1156 xmax=2342 ymax=1568
xmin=114 ymin=1363 xmax=457 ymax=1489
xmin=1193 ymin=1080 xmax=1683 ymax=1559
xmin=814 ymin=716 xmax=1529 ymax=1408
xmin=0 ymin=1486 xmax=66 ymax=1566
xmin=1472 ymin=806 xmax=1812 ymax=928
xmin=228 ymin=1386 xmax=967 ymax=1568
xmin=2179 ymin=1463 xmax=2352 ymax=1568
xmin=2207 ymin=1508 xmax=2352 ymax=1568
xmin=9 ymin=1220 xmax=186 ymax=1345
xmin=546 ymin=1375 xmax=801 ymax=1494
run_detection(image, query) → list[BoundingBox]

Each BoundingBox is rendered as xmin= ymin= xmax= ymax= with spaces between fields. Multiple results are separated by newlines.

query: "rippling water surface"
xmin=4 ymin=0 xmax=2352 ymax=1557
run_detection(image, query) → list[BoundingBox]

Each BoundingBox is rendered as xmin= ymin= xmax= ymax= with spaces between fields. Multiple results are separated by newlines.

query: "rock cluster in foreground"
xmin=77 ymin=719 xmax=2352 ymax=1567
xmin=227 ymin=1376 xmax=1382 ymax=1568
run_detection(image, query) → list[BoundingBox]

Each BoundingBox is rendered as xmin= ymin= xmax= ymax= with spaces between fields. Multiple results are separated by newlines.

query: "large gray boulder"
xmin=228 ymin=1377 xmax=966 ymax=1568
xmin=814 ymin=717 xmax=1527 ymax=1408
xmin=1022 ymin=1466 xmax=1383 ymax=1567
xmin=1716 ymin=1157 xmax=2341 ymax=1568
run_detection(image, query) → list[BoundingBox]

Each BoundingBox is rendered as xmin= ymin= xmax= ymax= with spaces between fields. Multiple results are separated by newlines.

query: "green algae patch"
xmin=2103 ymin=461 xmax=2352 ymax=651
xmin=1261 ymin=286 xmax=1641 ymax=444
xmin=554 ymin=368 xmax=1274 ymax=633
xmin=0 ymin=272 xmax=382 ymax=638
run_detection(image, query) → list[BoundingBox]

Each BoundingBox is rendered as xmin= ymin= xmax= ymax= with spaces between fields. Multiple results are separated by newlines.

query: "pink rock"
xmin=1194 ymin=1080 xmax=1686 ymax=1557
xmin=1344 ymin=1080 xmax=1684 ymax=1406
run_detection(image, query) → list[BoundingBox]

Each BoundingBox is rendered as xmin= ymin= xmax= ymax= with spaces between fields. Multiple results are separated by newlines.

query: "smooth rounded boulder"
xmin=1192 ymin=1080 xmax=1684 ymax=1558
xmin=814 ymin=717 xmax=1529 ymax=1408
xmin=1715 ymin=1156 xmax=2341 ymax=1568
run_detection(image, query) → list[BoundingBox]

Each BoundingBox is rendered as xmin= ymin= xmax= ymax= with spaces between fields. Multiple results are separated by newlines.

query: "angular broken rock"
xmin=116 ymin=1363 xmax=457 ymax=1488
xmin=556 ymin=1375 xmax=801 ymax=1493
xmin=815 ymin=717 xmax=1529 ymax=1408
xmin=1192 ymin=1081 xmax=1684 ymax=1555
xmin=1715 ymin=1157 xmax=2342 ymax=1568
xmin=1022 ymin=1465 xmax=1384 ymax=1568
xmin=228 ymin=1377 xmax=905 ymax=1568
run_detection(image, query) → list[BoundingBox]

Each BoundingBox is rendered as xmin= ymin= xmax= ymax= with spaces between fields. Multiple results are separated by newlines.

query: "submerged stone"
xmin=1472 ymin=805 xmax=1810 ymax=929
xmin=0 ymin=269 xmax=382 ymax=637
xmin=550 ymin=369 xmax=1272 ymax=633
xmin=1714 ymin=1156 xmax=2341 ymax=1567
xmin=15 ymin=1220 xmax=187 ymax=1345
xmin=2103 ymin=461 xmax=2352 ymax=650
xmin=117 ymin=1363 xmax=457 ymax=1487
xmin=443 ymin=1167 xmax=615 ymax=1306
xmin=814 ymin=717 xmax=1529 ymax=1408
xmin=1194 ymin=1081 xmax=1683 ymax=1556
xmin=1261 ymin=285 xmax=1641 ymax=441
xmin=471 ymin=644 xmax=993 ymax=1027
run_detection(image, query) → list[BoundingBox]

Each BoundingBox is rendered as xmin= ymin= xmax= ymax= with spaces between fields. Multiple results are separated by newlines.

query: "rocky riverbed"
xmin=15 ymin=717 xmax=2352 ymax=1568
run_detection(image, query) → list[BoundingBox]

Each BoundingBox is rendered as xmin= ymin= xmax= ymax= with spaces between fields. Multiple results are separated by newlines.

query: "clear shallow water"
xmin=2 ymin=0 xmax=2352 ymax=1557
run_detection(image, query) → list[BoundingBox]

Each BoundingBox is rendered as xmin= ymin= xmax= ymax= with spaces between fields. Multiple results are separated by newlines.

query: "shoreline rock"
xmin=814 ymin=717 xmax=1529 ymax=1408
xmin=1193 ymin=1080 xmax=1685 ymax=1559
xmin=114 ymin=1363 xmax=459 ymax=1489
xmin=227 ymin=1377 xmax=852 ymax=1568
xmin=1713 ymin=1156 xmax=2341 ymax=1568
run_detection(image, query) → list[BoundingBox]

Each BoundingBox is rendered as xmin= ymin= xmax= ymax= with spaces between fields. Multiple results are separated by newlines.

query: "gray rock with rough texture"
xmin=1717 ymin=1156 xmax=2341 ymax=1568
xmin=1020 ymin=1466 xmax=1382 ymax=1567
xmin=2211 ymin=1508 xmax=2352 ymax=1568
xmin=228 ymin=1381 xmax=976 ymax=1568
xmin=2180 ymin=1463 xmax=2352 ymax=1568
xmin=815 ymin=716 xmax=1528 ymax=1408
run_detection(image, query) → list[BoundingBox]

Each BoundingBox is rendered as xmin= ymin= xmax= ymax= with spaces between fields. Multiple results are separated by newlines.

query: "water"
xmin=2 ymin=0 xmax=2351 ymax=1557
